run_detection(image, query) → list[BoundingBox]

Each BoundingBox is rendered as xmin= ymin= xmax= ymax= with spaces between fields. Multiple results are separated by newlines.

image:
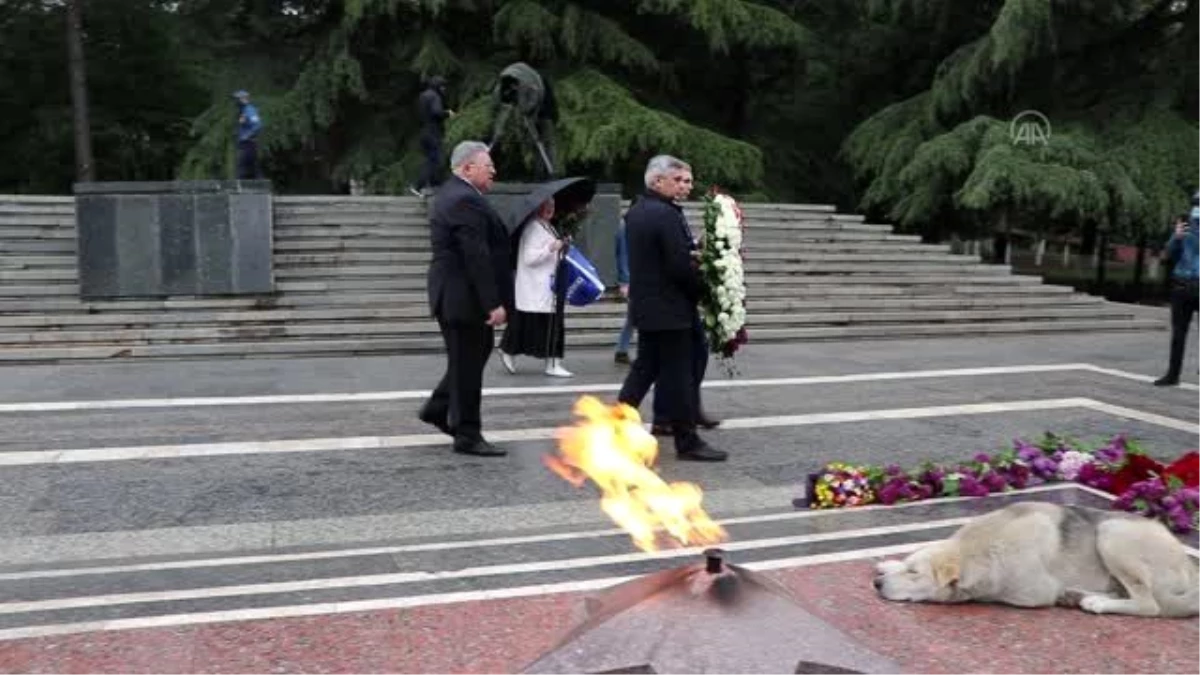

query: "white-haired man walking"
xmin=420 ymin=141 xmax=512 ymax=457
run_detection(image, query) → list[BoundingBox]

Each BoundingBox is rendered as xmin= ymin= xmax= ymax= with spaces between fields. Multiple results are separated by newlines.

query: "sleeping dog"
xmin=873 ymin=501 xmax=1198 ymax=617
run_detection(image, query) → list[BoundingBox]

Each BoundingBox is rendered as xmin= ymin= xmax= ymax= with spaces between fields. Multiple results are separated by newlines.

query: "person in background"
xmin=1161 ymin=214 xmax=1188 ymax=294
xmin=614 ymin=215 xmax=634 ymax=364
xmin=419 ymin=141 xmax=512 ymax=457
xmin=410 ymin=75 xmax=455 ymax=198
xmin=233 ymin=90 xmax=262 ymax=179
xmin=1155 ymin=192 xmax=1199 ymax=387
xmin=499 ymin=198 xmax=573 ymax=377
xmin=617 ymin=154 xmax=726 ymax=462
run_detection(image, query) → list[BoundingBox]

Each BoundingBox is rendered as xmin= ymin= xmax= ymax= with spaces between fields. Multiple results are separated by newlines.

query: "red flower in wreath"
xmin=1109 ymin=453 xmax=1166 ymax=496
xmin=1164 ymin=451 xmax=1199 ymax=488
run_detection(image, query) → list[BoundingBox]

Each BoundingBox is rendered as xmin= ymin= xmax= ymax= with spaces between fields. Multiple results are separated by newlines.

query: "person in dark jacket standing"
xmin=617 ymin=155 xmax=726 ymax=462
xmin=419 ymin=141 xmax=512 ymax=457
xmin=410 ymin=76 xmax=455 ymax=197
xmin=1155 ymin=192 xmax=1200 ymax=387
xmin=233 ymin=90 xmax=262 ymax=179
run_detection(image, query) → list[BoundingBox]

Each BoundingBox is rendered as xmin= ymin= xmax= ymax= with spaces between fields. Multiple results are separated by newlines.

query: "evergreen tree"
xmin=842 ymin=0 xmax=1198 ymax=243
xmin=178 ymin=0 xmax=808 ymax=193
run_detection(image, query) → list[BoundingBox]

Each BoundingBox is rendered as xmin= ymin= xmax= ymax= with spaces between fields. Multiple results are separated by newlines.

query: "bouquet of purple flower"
xmin=794 ymin=432 xmax=1198 ymax=535
xmin=1113 ymin=481 xmax=1199 ymax=533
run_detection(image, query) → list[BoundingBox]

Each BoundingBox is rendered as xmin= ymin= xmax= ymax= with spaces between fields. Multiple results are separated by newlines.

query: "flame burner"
xmin=523 ymin=550 xmax=902 ymax=675
xmin=702 ymin=548 xmax=724 ymax=574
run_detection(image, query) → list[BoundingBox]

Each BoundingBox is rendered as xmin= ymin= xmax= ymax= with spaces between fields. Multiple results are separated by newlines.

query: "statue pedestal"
xmin=74 ymin=180 xmax=274 ymax=299
xmin=486 ymin=181 xmax=623 ymax=286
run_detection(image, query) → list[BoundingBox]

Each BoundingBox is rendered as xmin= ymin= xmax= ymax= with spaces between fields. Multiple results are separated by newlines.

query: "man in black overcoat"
xmin=419 ymin=141 xmax=513 ymax=457
xmin=618 ymin=155 xmax=727 ymax=462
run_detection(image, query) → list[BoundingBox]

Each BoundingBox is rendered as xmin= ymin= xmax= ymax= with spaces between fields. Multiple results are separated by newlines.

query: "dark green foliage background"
xmin=2 ymin=0 xmax=1195 ymax=243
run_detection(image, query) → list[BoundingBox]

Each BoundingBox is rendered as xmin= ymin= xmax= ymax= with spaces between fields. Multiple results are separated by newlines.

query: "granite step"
xmin=268 ymin=236 xmax=934 ymax=254
xmin=0 ymin=255 xmax=77 ymax=268
xmin=0 ymin=284 xmax=80 ymax=298
xmin=0 ymin=290 xmax=1102 ymax=318
xmin=267 ymin=269 xmax=1036 ymax=286
xmin=743 ymin=262 xmax=1007 ymax=275
xmin=267 ymin=251 xmax=981 ymax=267
xmin=0 ymin=318 xmax=1162 ymax=363
xmin=0 ymin=294 xmax=1109 ymax=327
xmin=0 ymin=241 xmax=77 ymax=254
xmin=0 ymin=228 xmax=76 ymax=240
xmin=0 ymin=308 xmax=1147 ymax=346
xmin=269 ymin=262 xmax=1014 ymax=279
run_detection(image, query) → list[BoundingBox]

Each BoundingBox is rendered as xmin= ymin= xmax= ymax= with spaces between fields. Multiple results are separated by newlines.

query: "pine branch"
xmin=560 ymin=3 xmax=659 ymax=72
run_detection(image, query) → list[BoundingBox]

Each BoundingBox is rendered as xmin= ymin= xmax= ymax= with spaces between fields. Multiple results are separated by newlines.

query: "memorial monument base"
xmin=74 ymin=180 xmax=274 ymax=299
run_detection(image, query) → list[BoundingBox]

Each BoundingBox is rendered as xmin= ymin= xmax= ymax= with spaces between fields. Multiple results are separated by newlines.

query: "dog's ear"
xmin=932 ymin=555 xmax=960 ymax=588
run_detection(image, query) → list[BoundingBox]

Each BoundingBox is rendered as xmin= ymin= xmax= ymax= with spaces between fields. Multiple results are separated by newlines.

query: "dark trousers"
xmin=417 ymin=131 xmax=443 ymax=190
xmin=619 ymin=328 xmax=701 ymax=451
xmin=1165 ymin=279 xmax=1199 ymax=379
xmin=423 ymin=320 xmax=494 ymax=447
xmin=651 ymin=315 xmax=708 ymax=422
xmin=236 ymin=140 xmax=260 ymax=179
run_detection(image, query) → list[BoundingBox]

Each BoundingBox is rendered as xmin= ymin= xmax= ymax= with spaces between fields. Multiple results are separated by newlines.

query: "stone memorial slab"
xmin=74 ymin=180 xmax=274 ymax=299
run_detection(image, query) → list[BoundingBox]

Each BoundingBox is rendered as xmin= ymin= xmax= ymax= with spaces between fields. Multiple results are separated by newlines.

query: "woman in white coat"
xmin=499 ymin=198 xmax=572 ymax=377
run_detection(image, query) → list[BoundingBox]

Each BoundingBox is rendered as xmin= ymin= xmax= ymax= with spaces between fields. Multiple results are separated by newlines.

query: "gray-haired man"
xmin=617 ymin=155 xmax=726 ymax=462
xmin=420 ymin=141 xmax=513 ymax=457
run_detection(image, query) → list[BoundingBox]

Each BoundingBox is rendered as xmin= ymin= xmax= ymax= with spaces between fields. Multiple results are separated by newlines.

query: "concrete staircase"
xmin=0 ymin=194 xmax=1162 ymax=364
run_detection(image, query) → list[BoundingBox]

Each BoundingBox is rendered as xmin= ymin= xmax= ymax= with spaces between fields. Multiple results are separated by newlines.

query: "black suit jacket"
xmin=426 ymin=176 xmax=514 ymax=324
xmin=625 ymin=191 xmax=702 ymax=332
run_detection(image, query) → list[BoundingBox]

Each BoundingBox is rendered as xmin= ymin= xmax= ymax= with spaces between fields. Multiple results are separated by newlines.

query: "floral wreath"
xmin=697 ymin=186 xmax=748 ymax=375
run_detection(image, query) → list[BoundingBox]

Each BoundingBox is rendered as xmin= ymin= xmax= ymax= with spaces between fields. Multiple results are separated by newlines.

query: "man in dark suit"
xmin=618 ymin=155 xmax=727 ymax=462
xmin=419 ymin=141 xmax=513 ymax=457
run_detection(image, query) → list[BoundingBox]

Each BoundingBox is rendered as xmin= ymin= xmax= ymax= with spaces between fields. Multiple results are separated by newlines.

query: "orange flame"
xmin=546 ymin=396 xmax=727 ymax=552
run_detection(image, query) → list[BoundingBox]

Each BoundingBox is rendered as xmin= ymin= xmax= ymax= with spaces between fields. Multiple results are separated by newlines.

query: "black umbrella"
xmin=505 ymin=176 xmax=597 ymax=236
xmin=522 ymin=549 xmax=902 ymax=674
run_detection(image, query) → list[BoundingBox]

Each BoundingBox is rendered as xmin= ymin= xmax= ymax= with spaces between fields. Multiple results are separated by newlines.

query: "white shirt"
xmin=513 ymin=219 xmax=561 ymax=313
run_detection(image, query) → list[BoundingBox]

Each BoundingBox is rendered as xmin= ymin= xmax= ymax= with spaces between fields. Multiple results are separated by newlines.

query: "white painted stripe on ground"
xmin=0 ymin=363 xmax=1112 ymax=413
xmin=0 ymin=484 xmax=1081 ymax=582
xmin=1082 ymin=400 xmax=1199 ymax=433
xmin=0 ymin=542 xmax=926 ymax=642
xmin=1080 ymin=365 xmax=1200 ymax=392
xmin=0 ymin=518 xmax=970 ymax=617
xmin=0 ymin=398 xmax=1097 ymax=466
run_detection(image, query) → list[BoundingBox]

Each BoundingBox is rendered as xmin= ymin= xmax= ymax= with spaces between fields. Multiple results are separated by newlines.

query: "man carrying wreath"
xmin=617 ymin=155 xmax=727 ymax=462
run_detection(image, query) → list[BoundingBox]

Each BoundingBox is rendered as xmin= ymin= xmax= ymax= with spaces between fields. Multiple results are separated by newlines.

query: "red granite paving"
xmin=0 ymin=561 xmax=1196 ymax=674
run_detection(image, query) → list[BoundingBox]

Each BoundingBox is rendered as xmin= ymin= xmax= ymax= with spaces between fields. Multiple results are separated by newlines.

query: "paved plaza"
xmin=0 ymin=330 xmax=1196 ymax=673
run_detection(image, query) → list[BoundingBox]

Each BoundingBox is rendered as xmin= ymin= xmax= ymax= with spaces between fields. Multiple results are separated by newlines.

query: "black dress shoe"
xmin=418 ymin=407 xmax=452 ymax=436
xmin=1154 ymin=375 xmax=1181 ymax=387
xmin=453 ymin=439 xmax=507 ymax=457
xmin=677 ymin=440 xmax=728 ymax=462
xmin=650 ymin=422 xmax=673 ymax=436
xmin=698 ymin=413 xmax=722 ymax=429
xmin=614 ymin=351 xmax=630 ymax=365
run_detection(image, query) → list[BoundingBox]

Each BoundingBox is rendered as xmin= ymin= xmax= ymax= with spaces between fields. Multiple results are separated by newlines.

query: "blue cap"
xmin=232 ymin=89 xmax=249 ymax=98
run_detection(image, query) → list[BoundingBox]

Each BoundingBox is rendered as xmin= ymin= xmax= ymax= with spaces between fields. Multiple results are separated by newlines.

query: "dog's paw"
xmin=1080 ymin=594 xmax=1116 ymax=614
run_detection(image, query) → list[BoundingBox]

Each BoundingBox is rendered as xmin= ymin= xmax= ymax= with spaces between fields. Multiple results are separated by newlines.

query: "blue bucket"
xmin=553 ymin=246 xmax=605 ymax=307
